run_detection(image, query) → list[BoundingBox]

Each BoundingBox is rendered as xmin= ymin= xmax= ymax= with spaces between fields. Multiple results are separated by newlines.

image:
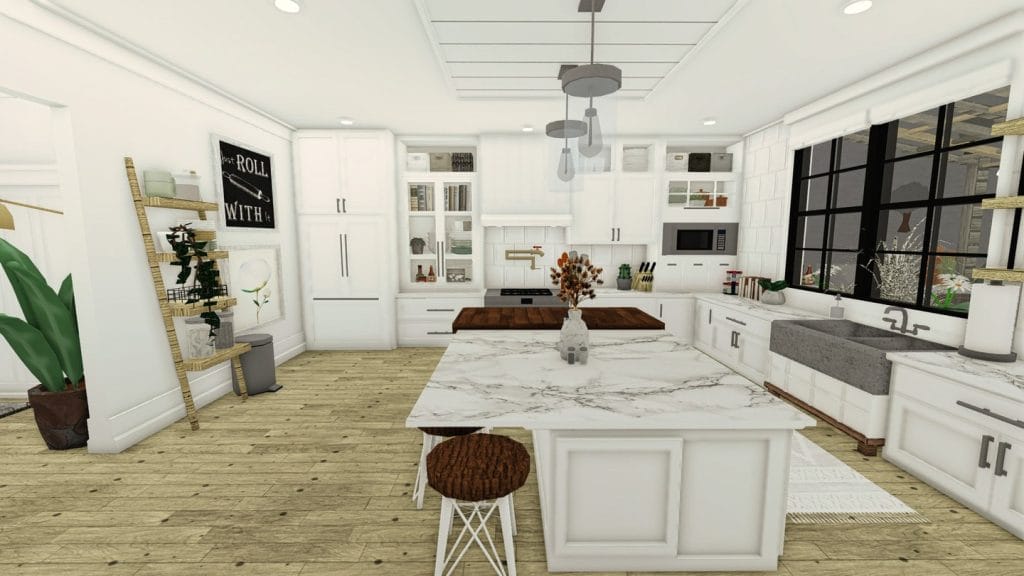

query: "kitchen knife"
xmin=633 ymin=262 xmax=647 ymax=290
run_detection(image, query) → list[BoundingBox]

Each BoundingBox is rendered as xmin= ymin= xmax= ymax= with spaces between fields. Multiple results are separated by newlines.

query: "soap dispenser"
xmin=830 ymin=294 xmax=845 ymax=319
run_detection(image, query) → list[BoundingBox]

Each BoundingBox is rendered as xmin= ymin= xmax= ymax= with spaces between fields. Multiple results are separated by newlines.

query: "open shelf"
xmin=972 ymin=268 xmax=1024 ymax=282
xmin=992 ymin=117 xmax=1024 ymax=136
xmin=154 ymin=250 xmax=229 ymax=263
xmin=168 ymin=297 xmax=237 ymax=317
xmin=141 ymin=197 xmax=219 ymax=212
xmin=182 ymin=342 xmax=251 ymax=372
xmin=981 ymin=197 xmax=1024 ymax=209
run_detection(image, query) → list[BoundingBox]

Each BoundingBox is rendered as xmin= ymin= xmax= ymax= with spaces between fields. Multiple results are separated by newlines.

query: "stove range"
xmin=484 ymin=288 xmax=567 ymax=307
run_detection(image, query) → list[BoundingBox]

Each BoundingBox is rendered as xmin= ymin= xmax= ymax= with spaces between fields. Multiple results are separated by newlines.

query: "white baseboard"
xmin=86 ymin=332 xmax=306 ymax=454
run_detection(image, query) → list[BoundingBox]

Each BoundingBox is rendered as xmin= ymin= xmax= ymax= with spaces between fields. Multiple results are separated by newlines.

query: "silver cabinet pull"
xmin=995 ymin=442 xmax=1012 ymax=477
xmin=336 ymin=198 xmax=341 ymax=213
xmin=342 ymin=198 xmax=347 ymax=213
xmin=338 ymin=234 xmax=346 ymax=277
xmin=707 ymin=308 xmax=712 ymax=324
xmin=726 ymin=316 xmax=747 ymax=326
xmin=616 ymin=228 xmax=621 ymax=241
xmin=730 ymin=331 xmax=738 ymax=348
xmin=979 ymin=435 xmax=995 ymax=469
xmin=956 ymin=401 xmax=1024 ymax=430
xmin=659 ymin=303 xmax=663 ymax=317
xmin=611 ymin=228 xmax=615 ymax=242
xmin=719 ymin=263 xmax=730 ymax=266
xmin=343 ymin=234 xmax=350 ymax=278
xmin=427 ymin=308 xmax=455 ymax=312
xmin=693 ymin=263 xmax=703 ymax=267
xmin=440 ymin=242 xmax=446 ymax=273
xmin=427 ymin=330 xmax=454 ymax=335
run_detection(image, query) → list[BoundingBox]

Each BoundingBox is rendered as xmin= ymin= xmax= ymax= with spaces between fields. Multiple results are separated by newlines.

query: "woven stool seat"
xmin=418 ymin=426 xmax=482 ymax=437
xmin=427 ymin=433 xmax=530 ymax=502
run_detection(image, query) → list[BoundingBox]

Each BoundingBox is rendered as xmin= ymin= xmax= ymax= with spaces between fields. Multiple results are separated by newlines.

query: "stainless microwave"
xmin=662 ymin=223 xmax=738 ymax=256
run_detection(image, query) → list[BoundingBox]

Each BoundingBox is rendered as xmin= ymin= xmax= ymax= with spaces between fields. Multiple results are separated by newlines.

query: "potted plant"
xmin=550 ymin=251 xmax=603 ymax=361
xmin=616 ymin=264 xmax=632 ymax=290
xmin=166 ymin=224 xmax=221 ymax=342
xmin=758 ymin=278 xmax=788 ymax=305
xmin=0 ymin=239 xmax=87 ymax=450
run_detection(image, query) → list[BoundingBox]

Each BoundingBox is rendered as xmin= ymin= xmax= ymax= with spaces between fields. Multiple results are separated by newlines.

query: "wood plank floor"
xmin=0 ymin=348 xmax=1022 ymax=575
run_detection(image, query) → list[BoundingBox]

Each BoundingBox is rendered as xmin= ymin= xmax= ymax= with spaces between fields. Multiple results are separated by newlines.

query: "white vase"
xmin=761 ymin=290 xmax=786 ymax=305
xmin=559 ymin=308 xmax=589 ymax=361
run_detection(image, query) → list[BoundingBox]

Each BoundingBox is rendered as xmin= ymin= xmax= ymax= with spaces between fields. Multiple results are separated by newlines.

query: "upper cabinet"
xmin=570 ymin=173 xmax=656 ymax=244
xmin=479 ymin=134 xmax=571 ymax=218
xmin=294 ymin=130 xmax=394 ymax=215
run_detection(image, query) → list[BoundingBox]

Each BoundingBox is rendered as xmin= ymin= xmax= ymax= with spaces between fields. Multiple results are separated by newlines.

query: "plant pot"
xmin=617 ymin=277 xmax=632 ymax=290
xmin=761 ymin=290 xmax=786 ymax=305
xmin=27 ymin=383 xmax=89 ymax=450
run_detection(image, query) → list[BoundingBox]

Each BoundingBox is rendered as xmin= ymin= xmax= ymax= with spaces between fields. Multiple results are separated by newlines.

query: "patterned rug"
xmin=788 ymin=432 xmax=928 ymax=524
xmin=0 ymin=402 xmax=30 ymax=420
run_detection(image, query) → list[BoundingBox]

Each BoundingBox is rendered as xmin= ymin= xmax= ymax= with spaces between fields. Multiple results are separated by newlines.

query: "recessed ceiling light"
xmin=337 ymin=117 xmax=354 ymax=126
xmin=842 ymin=0 xmax=873 ymax=15
xmin=703 ymin=118 xmax=717 ymax=126
xmin=274 ymin=0 xmax=301 ymax=14
xmin=521 ymin=125 xmax=534 ymax=133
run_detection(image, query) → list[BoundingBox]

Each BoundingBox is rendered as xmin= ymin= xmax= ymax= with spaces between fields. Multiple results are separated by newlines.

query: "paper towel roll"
xmin=963 ymin=283 xmax=1021 ymax=355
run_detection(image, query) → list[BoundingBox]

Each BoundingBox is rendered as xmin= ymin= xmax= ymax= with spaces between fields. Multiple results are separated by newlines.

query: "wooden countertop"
xmin=452 ymin=307 xmax=665 ymax=332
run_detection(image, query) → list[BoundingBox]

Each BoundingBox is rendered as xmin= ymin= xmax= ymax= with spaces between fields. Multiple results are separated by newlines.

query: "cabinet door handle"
xmin=427 ymin=308 xmax=456 ymax=312
xmin=726 ymin=316 xmax=747 ymax=326
xmin=979 ymin=435 xmax=995 ymax=469
xmin=730 ymin=331 xmax=737 ymax=348
xmin=616 ymin=228 xmax=621 ymax=241
xmin=956 ymin=401 xmax=1024 ymax=430
xmin=659 ymin=303 xmax=663 ymax=317
xmin=338 ymin=234 xmax=346 ymax=277
xmin=995 ymin=442 xmax=1012 ymax=477
xmin=707 ymin=308 xmax=712 ymax=324
xmin=427 ymin=331 xmax=454 ymax=335
xmin=441 ymin=242 xmax=445 ymax=273
xmin=611 ymin=227 xmax=615 ymax=242
xmin=336 ymin=198 xmax=341 ymax=213
xmin=342 ymin=198 xmax=347 ymax=213
xmin=343 ymin=234 xmax=350 ymax=278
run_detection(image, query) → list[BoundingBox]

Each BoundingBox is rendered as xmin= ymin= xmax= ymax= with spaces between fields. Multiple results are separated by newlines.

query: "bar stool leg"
xmin=414 ymin=433 xmax=438 ymax=509
xmin=498 ymin=495 xmax=517 ymax=576
xmin=435 ymin=497 xmax=454 ymax=576
xmin=508 ymin=493 xmax=517 ymax=536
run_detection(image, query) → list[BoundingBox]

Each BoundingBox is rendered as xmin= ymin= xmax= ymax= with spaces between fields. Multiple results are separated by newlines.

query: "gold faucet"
xmin=505 ymin=246 xmax=545 ymax=270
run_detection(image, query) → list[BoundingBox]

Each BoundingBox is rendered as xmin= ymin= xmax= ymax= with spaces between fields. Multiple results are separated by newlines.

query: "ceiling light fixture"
xmin=703 ymin=118 xmax=717 ymax=126
xmin=561 ymin=0 xmax=621 ymax=98
xmin=521 ymin=125 xmax=534 ymax=133
xmin=337 ymin=117 xmax=354 ymax=126
xmin=547 ymin=94 xmax=587 ymax=182
xmin=274 ymin=0 xmax=301 ymax=14
xmin=841 ymin=0 xmax=873 ymax=15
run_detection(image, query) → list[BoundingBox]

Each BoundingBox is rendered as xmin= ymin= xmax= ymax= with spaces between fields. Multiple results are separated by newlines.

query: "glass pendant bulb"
xmin=557 ymin=146 xmax=575 ymax=182
xmin=578 ymin=102 xmax=603 ymax=158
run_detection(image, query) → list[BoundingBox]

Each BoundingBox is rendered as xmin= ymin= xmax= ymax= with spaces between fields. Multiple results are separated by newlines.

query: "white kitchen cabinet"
xmin=397 ymin=294 xmax=484 ymax=347
xmin=693 ymin=299 xmax=771 ymax=385
xmin=294 ymin=130 xmax=393 ymax=215
xmin=885 ymin=364 xmax=1024 ymax=538
xmin=479 ymin=134 xmax=570 ymax=217
xmin=570 ymin=173 xmax=656 ymax=244
xmin=310 ymin=299 xmax=392 ymax=348
xmin=694 ymin=300 xmax=713 ymax=347
xmin=658 ymin=297 xmax=693 ymax=343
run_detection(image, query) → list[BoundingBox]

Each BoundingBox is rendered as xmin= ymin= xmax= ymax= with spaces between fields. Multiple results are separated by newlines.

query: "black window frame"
xmin=785 ymin=94 xmax=1007 ymax=318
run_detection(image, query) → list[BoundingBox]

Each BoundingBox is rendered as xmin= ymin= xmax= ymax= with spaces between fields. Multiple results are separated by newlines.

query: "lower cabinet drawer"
xmin=397 ymin=297 xmax=481 ymax=320
xmin=788 ymin=375 xmax=814 ymax=404
xmin=842 ymin=403 xmax=870 ymax=434
xmin=769 ymin=354 xmax=789 ymax=389
xmin=815 ymin=389 xmax=843 ymax=421
xmin=398 ymin=320 xmax=455 ymax=347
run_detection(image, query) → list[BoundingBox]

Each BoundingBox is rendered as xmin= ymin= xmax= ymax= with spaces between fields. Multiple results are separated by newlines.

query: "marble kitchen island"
xmin=407 ymin=330 xmax=814 ymax=572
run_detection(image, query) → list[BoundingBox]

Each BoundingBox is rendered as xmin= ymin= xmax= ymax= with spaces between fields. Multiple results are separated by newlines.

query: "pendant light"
xmin=578 ymin=97 xmax=603 ymax=157
xmin=0 ymin=198 xmax=64 ymax=231
xmin=547 ymin=94 xmax=585 ymax=182
xmin=562 ymin=0 xmax=621 ymax=98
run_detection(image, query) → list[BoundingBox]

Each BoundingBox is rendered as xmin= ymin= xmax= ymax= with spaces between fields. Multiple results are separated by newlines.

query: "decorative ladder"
xmin=124 ymin=157 xmax=249 ymax=430
xmin=972 ymin=116 xmax=1024 ymax=282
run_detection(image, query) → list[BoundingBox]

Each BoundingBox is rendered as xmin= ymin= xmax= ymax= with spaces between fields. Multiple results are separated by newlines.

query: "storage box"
xmin=666 ymin=152 xmax=689 ymax=171
xmin=429 ymin=152 xmax=452 ymax=172
xmin=688 ymin=153 xmax=711 ymax=172
xmin=407 ymin=153 xmax=429 ymax=172
xmin=451 ymin=152 xmax=474 ymax=172
xmin=710 ymin=153 xmax=733 ymax=172
xmin=143 ymin=170 xmax=176 ymax=198
xmin=173 ymin=171 xmax=201 ymax=201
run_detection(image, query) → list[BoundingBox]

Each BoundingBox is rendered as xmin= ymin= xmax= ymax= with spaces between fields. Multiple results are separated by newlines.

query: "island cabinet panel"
xmin=536 ymin=429 xmax=791 ymax=572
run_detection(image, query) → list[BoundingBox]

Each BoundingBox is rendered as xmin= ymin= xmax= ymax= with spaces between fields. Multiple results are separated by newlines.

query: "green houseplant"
xmin=758 ymin=278 xmax=788 ymax=305
xmin=0 ymin=238 xmax=87 ymax=450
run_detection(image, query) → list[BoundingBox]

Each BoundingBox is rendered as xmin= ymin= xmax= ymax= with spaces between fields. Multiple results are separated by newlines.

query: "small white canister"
xmin=184 ymin=317 xmax=216 ymax=359
xmin=173 ymin=171 xmax=202 ymax=201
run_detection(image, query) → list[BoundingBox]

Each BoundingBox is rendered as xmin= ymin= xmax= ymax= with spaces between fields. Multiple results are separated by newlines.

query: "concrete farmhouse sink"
xmin=769 ymin=320 xmax=953 ymax=395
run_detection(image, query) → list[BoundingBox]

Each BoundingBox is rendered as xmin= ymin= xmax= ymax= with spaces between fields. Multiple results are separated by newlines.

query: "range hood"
xmin=480 ymin=214 xmax=573 ymax=227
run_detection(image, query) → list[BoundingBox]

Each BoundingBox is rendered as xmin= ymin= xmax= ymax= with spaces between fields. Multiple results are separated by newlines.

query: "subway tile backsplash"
xmin=484 ymin=226 xmax=647 ymax=288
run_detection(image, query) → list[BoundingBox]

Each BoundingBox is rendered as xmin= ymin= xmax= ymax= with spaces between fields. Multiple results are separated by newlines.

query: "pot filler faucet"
xmin=505 ymin=246 xmax=545 ymax=270
xmin=882 ymin=306 xmax=930 ymax=336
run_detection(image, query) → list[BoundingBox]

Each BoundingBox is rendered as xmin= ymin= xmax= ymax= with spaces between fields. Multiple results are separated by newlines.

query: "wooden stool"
xmin=413 ymin=427 xmax=483 ymax=509
xmin=427 ymin=433 xmax=530 ymax=576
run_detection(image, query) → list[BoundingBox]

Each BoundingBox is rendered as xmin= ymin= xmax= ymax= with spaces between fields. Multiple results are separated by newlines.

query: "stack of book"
xmin=444 ymin=184 xmax=471 ymax=211
xmin=409 ymin=184 xmax=433 ymax=211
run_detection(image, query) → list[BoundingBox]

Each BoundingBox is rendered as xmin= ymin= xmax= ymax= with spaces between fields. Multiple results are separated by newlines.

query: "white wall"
xmin=736 ymin=19 xmax=1024 ymax=352
xmin=0 ymin=2 xmax=304 ymax=452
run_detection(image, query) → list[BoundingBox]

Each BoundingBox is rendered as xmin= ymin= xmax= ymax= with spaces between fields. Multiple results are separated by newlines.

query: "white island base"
xmin=533 ymin=428 xmax=793 ymax=572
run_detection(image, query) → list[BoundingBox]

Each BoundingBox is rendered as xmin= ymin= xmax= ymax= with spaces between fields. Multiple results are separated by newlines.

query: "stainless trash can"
xmin=232 ymin=333 xmax=281 ymax=395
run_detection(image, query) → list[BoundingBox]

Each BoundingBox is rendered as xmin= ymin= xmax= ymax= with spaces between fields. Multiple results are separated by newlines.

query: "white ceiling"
xmin=39 ymin=0 xmax=1024 ymax=135
xmin=414 ymin=0 xmax=738 ymax=100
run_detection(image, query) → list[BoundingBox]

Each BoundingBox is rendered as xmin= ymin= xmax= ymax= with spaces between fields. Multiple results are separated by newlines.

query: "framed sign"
xmin=212 ymin=135 xmax=276 ymax=229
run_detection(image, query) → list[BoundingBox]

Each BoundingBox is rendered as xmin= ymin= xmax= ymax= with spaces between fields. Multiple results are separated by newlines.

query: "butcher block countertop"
xmin=452 ymin=306 xmax=665 ymax=332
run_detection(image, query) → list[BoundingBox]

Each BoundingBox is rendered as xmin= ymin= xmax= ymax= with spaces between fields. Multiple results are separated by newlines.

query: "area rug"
xmin=787 ymin=432 xmax=928 ymax=525
xmin=0 ymin=402 xmax=30 ymax=420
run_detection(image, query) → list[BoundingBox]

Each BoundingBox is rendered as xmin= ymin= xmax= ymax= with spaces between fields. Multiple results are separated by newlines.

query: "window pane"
xmin=796 ymin=215 xmax=826 ymax=249
xmin=941 ymin=142 xmax=1002 ymax=199
xmin=870 ymin=253 xmax=921 ymax=304
xmin=809 ymin=141 xmax=832 ymax=175
xmin=926 ymin=256 xmax=984 ymax=313
xmin=882 ymin=156 xmax=932 ymax=204
xmin=829 ymin=213 xmax=861 ymax=250
xmin=791 ymin=250 xmax=825 ymax=289
xmin=834 ymin=168 xmax=865 ymax=208
xmin=932 ymin=203 xmax=992 ymax=254
xmin=887 ymin=107 xmax=940 ymax=158
xmin=877 ymin=207 xmax=927 ymax=252
xmin=825 ymin=252 xmax=857 ymax=294
xmin=798 ymin=176 xmax=829 ymax=211
xmin=948 ymin=86 xmax=1010 ymax=147
xmin=839 ymin=130 xmax=870 ymax=169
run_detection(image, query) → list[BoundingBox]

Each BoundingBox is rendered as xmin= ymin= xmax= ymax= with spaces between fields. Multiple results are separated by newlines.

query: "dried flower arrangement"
xmin=862 ymin=219 xmax=923 ymax=304
xmin=550 ymin=251 xmax=604 ymax=309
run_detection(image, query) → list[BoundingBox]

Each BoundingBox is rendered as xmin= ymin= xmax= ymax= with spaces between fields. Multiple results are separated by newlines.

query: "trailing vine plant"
xmin=166 ymin=224 xmax=221 ymax=338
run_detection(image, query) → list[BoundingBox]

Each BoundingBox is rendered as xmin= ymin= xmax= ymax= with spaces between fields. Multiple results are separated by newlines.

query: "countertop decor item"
xmin=551 ymin=251 xmax=603 ymax=361
xmin=410 ymin=237 xmax=426 ymax=255
xmin=616 ymin=264 xmax=631 ymax=290
xmin=0 ymin=238 xmax=87 ymax=450
xmin=759 ymin=279 xmax=788 ymax=305
xmin=959 ymin=281 xmax=1021 ymax=362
